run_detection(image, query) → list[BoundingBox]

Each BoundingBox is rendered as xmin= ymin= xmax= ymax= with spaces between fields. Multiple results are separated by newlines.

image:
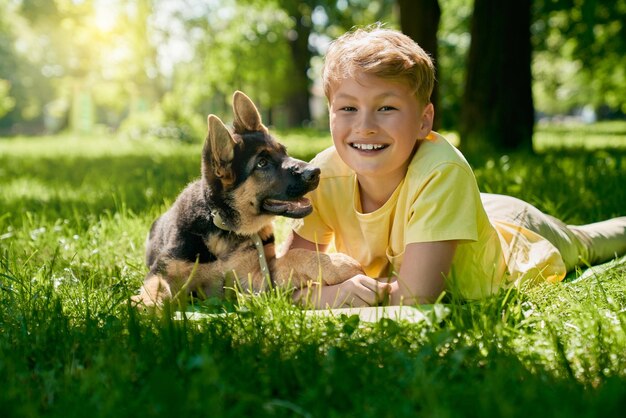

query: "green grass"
xmin=1 ymin=124 xmax=626 ymax=417
xmin=534 ymin=120 xmax=626 ymax=151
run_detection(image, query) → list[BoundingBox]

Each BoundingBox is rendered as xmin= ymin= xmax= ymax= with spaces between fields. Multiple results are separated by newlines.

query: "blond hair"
xmin=322 ymin=24 xmax=435 ymax=105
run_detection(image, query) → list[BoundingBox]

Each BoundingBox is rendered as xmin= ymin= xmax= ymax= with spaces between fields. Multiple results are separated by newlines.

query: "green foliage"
xmin=1 ymin=126 xmax=626 ymax=416
xmin=118 ymin=96 xmax=204 ymax=143
xmin=169 ymin=0 xmax=297 ymax=116
xmin=0 ymin=79 xmax=15 ymax=118
xmin=532 ymin=0 xmax=626 ymax=115
xmin=2 ymin=0 xmax=625 ymax=135
xmin=0 ymin=1 xmax=55 ymax=130
xmin=273 ymin=127 xmax=334 ymax=161
xmin=0 ymin=0 xmax=160 ymax=133
xmin=438 ymin=0 xmax=473 ymax=129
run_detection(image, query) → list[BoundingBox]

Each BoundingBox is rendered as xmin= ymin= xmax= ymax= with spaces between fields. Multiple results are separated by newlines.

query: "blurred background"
xmin=0 ymin=0 xmax=624 ymax=153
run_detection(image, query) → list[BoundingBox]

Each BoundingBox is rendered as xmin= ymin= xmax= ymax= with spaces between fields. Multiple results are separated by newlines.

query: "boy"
xmin=284 ymin=25 xmax=626 ymax=308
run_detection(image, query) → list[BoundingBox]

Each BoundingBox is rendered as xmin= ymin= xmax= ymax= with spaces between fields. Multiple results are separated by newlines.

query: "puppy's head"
xmin=202 ymin=91 xmax=320 ymax=234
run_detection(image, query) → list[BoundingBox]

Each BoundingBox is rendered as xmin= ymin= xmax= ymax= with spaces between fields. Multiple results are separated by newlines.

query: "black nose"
xmin=302 ymin=167 xmax=320 ymax=183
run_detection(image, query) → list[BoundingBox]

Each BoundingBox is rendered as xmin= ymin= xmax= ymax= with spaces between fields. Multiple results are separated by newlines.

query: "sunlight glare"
xmin=94 ymin=5 xmax=117 ymax=33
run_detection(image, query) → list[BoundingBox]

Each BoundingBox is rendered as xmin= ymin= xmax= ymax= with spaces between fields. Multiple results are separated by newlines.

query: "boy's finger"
xmin=358 ymin=276 xmax=391 ymax=294
xmin=354 ymin=277 xmax=389 ymax=305
xmin=343 ymin=296 xmax=370 ymax=308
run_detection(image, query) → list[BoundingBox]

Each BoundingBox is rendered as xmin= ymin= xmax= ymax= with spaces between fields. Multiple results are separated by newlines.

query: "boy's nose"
xmin=355 ymin=115 xmax=377 ymax=135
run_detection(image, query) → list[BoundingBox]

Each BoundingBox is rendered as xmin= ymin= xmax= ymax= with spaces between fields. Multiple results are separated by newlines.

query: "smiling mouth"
xmin=350 ymin=143 xmax=388 ymax=151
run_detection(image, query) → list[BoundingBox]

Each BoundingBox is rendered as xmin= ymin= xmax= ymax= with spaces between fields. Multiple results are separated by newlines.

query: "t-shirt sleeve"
xmin=405 ymin=162 xmax=480 ymax=243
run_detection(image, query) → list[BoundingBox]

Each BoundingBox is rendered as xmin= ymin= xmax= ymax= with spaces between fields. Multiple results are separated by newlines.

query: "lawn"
xmin=1 ymin=122 xmax=626 ymax=417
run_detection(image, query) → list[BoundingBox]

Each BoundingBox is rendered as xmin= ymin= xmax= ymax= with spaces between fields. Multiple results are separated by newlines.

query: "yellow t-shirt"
xmin=294 ymin=133 xmax=566 ymax=299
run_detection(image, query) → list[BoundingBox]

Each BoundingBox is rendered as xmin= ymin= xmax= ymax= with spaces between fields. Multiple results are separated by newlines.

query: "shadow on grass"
xmin=2 ymin=146 xmax=626 ymax=226
xmin=0 ymin=153 xmax=199 ymax=225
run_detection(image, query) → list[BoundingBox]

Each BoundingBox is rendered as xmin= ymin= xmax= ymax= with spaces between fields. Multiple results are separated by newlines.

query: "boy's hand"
xmin=336 ymin=275 xmax=391 ymax=308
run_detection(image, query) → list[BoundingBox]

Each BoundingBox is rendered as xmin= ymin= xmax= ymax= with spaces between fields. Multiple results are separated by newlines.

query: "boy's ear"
xmin=232 ymin=91 xmax=268 ymax=134
xmin=417 ymin=103 xmax=435 ymax=138
xmin=203 ymin=114 xmax=237 ymax=184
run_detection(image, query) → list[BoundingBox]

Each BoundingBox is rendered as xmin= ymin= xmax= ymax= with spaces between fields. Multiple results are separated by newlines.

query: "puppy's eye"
xmin=256 ymin=158 xmax=268 ymax=168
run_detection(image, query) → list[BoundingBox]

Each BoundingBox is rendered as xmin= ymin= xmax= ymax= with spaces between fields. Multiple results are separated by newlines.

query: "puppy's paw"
xmin=130 ymin=288 xmax=164 ymax=310
xmin=321 ymin=252 xmax=364 ymax=286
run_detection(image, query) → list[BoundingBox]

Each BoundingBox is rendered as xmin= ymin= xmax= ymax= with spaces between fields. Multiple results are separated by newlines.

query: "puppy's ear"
xmin=203 ymin=114 xmax=237 ymax=184
xmin=232 ymin=91 xmax=268 ymax=134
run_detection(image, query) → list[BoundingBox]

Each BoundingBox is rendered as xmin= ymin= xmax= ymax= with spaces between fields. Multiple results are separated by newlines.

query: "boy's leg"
xmin=567 ymin=218 xmax=626 ymax=266
xmin=482 ymin=194 xmax=581 ymax=269
xmin=480 ymin=194 xmax=626 ymax=271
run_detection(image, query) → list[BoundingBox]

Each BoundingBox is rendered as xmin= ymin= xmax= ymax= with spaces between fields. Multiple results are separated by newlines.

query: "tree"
xmin=459 ymin=0 xmax=533 ymax=155
xmin=1 ymin=0 xmax=163 ymax=134
xmin=270 ymin=0 xmax=394 ymax=127
xmin=0 ymin=0 xmax=56 ymax=133
xmin=276 ymin=0 xmax=315 ymax=126
xmin=0 ymin=80 xmax=15 ymax=118
xmin=167 ymin=1 xmax=297 ymax=130
xmin=532 ymin=0 xmax=626 ymax=116
xmin=235 ymin=0 xmax=395 ymax=127
xmin=397 ymin=0 xmax=441 ymax=130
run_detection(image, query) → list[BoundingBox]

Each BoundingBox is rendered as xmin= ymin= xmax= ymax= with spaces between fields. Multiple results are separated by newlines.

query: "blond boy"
xmin=285 ymin=25 xmax=626 ymax=308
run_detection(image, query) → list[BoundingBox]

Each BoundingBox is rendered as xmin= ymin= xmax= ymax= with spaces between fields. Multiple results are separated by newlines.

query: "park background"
xmin=1 ymin=1 xmax=626 ymax=417
xmin=1 ymin=0 xmax=625 ymax=151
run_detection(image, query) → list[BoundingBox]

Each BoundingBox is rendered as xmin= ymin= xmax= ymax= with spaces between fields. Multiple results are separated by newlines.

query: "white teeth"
xmin=351 ymin=143 xmax=385 ymax=150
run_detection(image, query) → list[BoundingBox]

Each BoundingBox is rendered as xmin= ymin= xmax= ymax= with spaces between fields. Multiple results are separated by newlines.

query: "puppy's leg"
xmin=131 ymin=258 xmax=192 ymax=308
xmin=272 ymin=249 xmax=363 ymax=288
xmin=131 ymin=273 xmax=172 ymax=307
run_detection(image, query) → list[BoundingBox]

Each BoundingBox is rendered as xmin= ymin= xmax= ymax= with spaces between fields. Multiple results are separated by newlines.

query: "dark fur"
xmin=132 ymin=91 xmax=362 ymax=307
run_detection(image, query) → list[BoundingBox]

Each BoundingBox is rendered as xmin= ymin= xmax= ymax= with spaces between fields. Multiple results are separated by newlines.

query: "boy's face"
xmin=328 ymin=72 xmax=433 ymax=186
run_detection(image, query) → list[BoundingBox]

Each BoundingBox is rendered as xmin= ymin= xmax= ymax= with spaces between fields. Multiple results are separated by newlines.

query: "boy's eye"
xmin=340 ymin=106 xmax=357 ymax=112
xmin=379 ymin=106 xmax=397 ymax=111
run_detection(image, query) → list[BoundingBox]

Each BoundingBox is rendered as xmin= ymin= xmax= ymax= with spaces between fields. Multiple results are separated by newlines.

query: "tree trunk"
xmin=285 ymin=11 xmax=312 ymax=127
xmin=460 ymin=0 xmax=534 ymax=156
xmin=398 ymin=0 xmax=441 ymax=130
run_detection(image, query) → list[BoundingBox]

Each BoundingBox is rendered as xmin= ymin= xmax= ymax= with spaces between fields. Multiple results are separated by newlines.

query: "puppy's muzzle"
xmin=289 ymin=162 xmax=320 ymax=190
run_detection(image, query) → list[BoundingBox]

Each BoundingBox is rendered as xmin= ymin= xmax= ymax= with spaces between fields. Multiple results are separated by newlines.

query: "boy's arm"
xmin=285 ymin=232 xmax=456 ymax=306
xmin=284 ymin=231 xmax=390 ymax=308
xmin=281 ymin=230 xmax=327 ymax=253
xmin=389 ymin=240 xmax=458 ymax=305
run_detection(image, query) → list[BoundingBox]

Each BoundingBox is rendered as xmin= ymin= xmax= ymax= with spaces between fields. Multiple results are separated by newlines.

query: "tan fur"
xmin=207 ymin=115 xmax=236 ymax=184
xmin=272 ymin=249 xmax=364 ymax=289
xmin=257 ymin=225 xmax=274 ymax=243
xmin=205 ymin=235 xmax=233 ymax=258
xmin=134 ymin=259 xmax=227 ymax=306
xmin=231 ymin=178 xmax=275 ymax=235
xmin=136 ymin=274 xmax=172 ymax=306
xmin=233 ymin=91 xmax=268 ymax=133
xmin=134 ymin=224 xmax=363 ymax=309
xmin=134 ymin=243 xmax=271 ymax=306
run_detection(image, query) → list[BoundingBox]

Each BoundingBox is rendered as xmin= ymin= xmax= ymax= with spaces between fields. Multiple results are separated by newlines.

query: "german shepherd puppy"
xmin=132 ymin=91 xmax=362 ymax=307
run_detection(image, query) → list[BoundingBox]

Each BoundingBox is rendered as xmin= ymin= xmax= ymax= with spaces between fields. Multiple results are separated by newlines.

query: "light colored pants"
xmin=481 ymin=193 xmax=626 ymax=271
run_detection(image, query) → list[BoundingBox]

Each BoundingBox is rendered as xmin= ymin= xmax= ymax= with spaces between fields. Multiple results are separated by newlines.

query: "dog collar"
xmin=212 ymin=212 xmax=271 ymax=285
xmin=211 ymin=211 xmax=230 ymax=231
